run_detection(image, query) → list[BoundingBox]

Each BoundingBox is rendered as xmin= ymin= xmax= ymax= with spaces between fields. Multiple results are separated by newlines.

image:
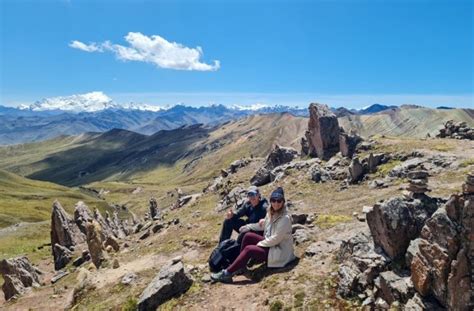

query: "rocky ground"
xmin=1 ymin=104 xmax=473 ymax=310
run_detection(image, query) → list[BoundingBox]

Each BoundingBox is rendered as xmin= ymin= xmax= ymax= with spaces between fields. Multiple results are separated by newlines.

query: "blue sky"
xmin=1 ymin=0 xmax=472 ymax=108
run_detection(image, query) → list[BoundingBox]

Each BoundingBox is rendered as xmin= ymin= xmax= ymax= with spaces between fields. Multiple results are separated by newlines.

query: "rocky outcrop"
xmin=304 ymin=103 xmax=340 ymax=160
xmin=408 ymin=173 xmax=473 ymax=309
xmin=339 ymin=128 xmax=362 ymax=158
xmin=86 ymin=221 xmax=104 ymax=268
xmin=137 ymin=257 xmax=193 ymax=311
xmin=436 ymin=120 xmax=474 ymax=140
xmin=0 ymin=256 xmax=42 ymax=301
xmin=337 ymin=231 xmax=390 ymax=297
xmin=51 ymin=200 xmax=85 ymax=270
xmin=215 ymin=186 xmax=247 ymax=212
xmin=348 ymin=157 xmax=364 ymax=184
xmin=73 ymin=201 xmax=93 ymax=235
xmin=250 ymin=145 xmax=297 ymax=186
xmin=149 ymin=197 xmax=159 ymax=220
xmin=337 ymin=172 xmax=473 ymax=310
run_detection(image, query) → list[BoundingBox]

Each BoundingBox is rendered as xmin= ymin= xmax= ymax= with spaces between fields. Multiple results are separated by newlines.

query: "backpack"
xmin=208 ymin=238 xmax=241 ymax=273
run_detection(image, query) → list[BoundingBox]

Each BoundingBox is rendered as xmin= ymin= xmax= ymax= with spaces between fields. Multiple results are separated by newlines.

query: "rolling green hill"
xmin=0 ymin=113 xmax=308 ymax=187
xmin=0 ymin=169 xmax=109 ymax=228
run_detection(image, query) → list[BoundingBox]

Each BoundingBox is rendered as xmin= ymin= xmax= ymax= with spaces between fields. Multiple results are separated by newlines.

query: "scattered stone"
xmin=305 ymin=240 xmax=340 ymax=257
xmin=201 ymin=274 xmax=211 ymax=283
xmin=389 ymin=158 xmax=424 ymax=178
xmin=368 ymin=179 xmax=388 ymax=189
xmin=112 ymin=259 xmax=120 ymax=269
xmin=293 ymin=229 xmax=310 ymax=245
xmin=139 ymin=229 xmax=151 ymax=240
xmin=122 ymin=272 xmax=138 ymax=285
xmin=51 ymin=270 xmax=70 ymax=284
xmin=53 ymin=244 xmax=73 ymax=270
xmin=374 ymin=297 xmax=389 ymax=309
xmin=72 ymin=250 xmax=91 ymax=267
xmin=309 ymin=165 xmax=331 ymax=183
xmin=132 ymin=187 xmax=143 ymax=194
xmin=0 ymin=256 xmax=42 ymax=301
xmin=104 ymin=235 xmax=120 ymax=252
xmin=137 ymin=259 xmax=193 ymax=311
xmin=152 ymin=222 xmax=164 ymax=233
xmin=291 ymin=213 xmax=308 ymax=225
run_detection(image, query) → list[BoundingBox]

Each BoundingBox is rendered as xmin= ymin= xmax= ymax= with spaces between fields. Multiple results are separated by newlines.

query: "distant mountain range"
xmin=0 ymin=91 xmax=467 ymax=145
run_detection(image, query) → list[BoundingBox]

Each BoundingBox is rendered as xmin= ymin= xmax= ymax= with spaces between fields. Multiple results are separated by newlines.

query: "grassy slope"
xmin=339 ymin=107 xmax=474 ymax=138
xmin=0 ymin=169 xmax=109 ymax=228
xmin=0 ymin=169 xmax=112 ymax=273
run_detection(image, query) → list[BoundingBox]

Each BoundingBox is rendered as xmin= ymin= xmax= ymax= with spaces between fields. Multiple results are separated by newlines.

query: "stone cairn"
xmin=403 ymin=170 xmax=430 ymax=199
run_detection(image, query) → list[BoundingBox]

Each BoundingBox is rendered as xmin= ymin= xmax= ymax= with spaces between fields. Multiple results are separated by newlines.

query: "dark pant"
xmin=219 ymin=217 xmax=247 ymax=243
xmin=226 ymin=232 xmax=269 ymax=274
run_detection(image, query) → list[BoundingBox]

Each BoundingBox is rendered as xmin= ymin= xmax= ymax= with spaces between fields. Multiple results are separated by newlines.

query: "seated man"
xmin=218 ymin=185 xmax=268 ymax=244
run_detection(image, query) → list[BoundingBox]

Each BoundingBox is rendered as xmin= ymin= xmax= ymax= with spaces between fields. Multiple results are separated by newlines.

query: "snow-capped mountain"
xmin=24 ymin=92 xmax=118 ymax=112
xmin=20 ymin=91 xmax=166 ymax=113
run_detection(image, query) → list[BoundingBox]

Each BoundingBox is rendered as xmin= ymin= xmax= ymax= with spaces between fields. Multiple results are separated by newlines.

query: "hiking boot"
xmin=210 ymin=270 xmax=233 ymax=283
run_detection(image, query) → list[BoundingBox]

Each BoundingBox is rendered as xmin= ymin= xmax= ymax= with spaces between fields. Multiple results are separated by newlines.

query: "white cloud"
xmin=69 ymin=32 xmax=220 ymax=71
xmin=69 ymin=40 xmax=104 ymax=52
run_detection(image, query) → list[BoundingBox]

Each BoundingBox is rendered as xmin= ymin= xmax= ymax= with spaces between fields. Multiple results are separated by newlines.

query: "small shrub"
xmin=122 ymin=297 xmax=138 ymax=311
xmin=270 ymin=299 xmax=284 ymax=311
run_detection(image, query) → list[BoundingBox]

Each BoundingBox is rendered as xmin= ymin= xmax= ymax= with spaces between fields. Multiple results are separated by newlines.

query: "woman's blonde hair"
xmin=269 ymin=200 xmax=286 ymax=218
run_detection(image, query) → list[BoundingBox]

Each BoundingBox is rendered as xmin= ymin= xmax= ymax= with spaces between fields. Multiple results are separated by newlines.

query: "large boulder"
xmin=348 ymin=157 xmax=364 ymax=184
xmin=53 ymin=244 xmax=73 ymax=270
xmin=337 ymin=231 xmax=390 ymax=297
xmin=0 ymin=257 xmax=41 ymax=301
xmin=51 ymin=200 xmax=84 ymax=270
xmin=305 ymin=103 xmax=341 ymax=160
xmin=250 ymin=145 xmax=297 ymax=186
xmin=339 ymin=128 xmax=362 ymax=158
xmin=137 ymin=258 xmax=193 ymax=311
xmin=366 ymin=197 xmax=436 ymax=260
xmin=376 ymin=271 xmax=414 ymax=304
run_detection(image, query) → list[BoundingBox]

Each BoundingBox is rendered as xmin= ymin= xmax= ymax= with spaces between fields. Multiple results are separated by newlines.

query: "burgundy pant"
xmin=227 ymin=232 xmax=269 ymax=274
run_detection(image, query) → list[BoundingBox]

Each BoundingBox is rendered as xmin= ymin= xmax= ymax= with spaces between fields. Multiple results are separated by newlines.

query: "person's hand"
xmin=239 ymin=225 xmax=250 ymax=233
xmin=225 ymin=210 xmax=233 ymax=220
xmin=258 ymin=218 xmax=265 ymax=228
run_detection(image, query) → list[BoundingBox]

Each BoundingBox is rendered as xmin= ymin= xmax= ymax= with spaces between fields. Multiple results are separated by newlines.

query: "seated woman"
xmin=211 ymin=187 xmax=295 ymax=283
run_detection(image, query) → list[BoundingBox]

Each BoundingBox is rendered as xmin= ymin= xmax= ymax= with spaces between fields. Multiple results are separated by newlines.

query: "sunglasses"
xmin=270 ymin=198 xmax=283 ymax=203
